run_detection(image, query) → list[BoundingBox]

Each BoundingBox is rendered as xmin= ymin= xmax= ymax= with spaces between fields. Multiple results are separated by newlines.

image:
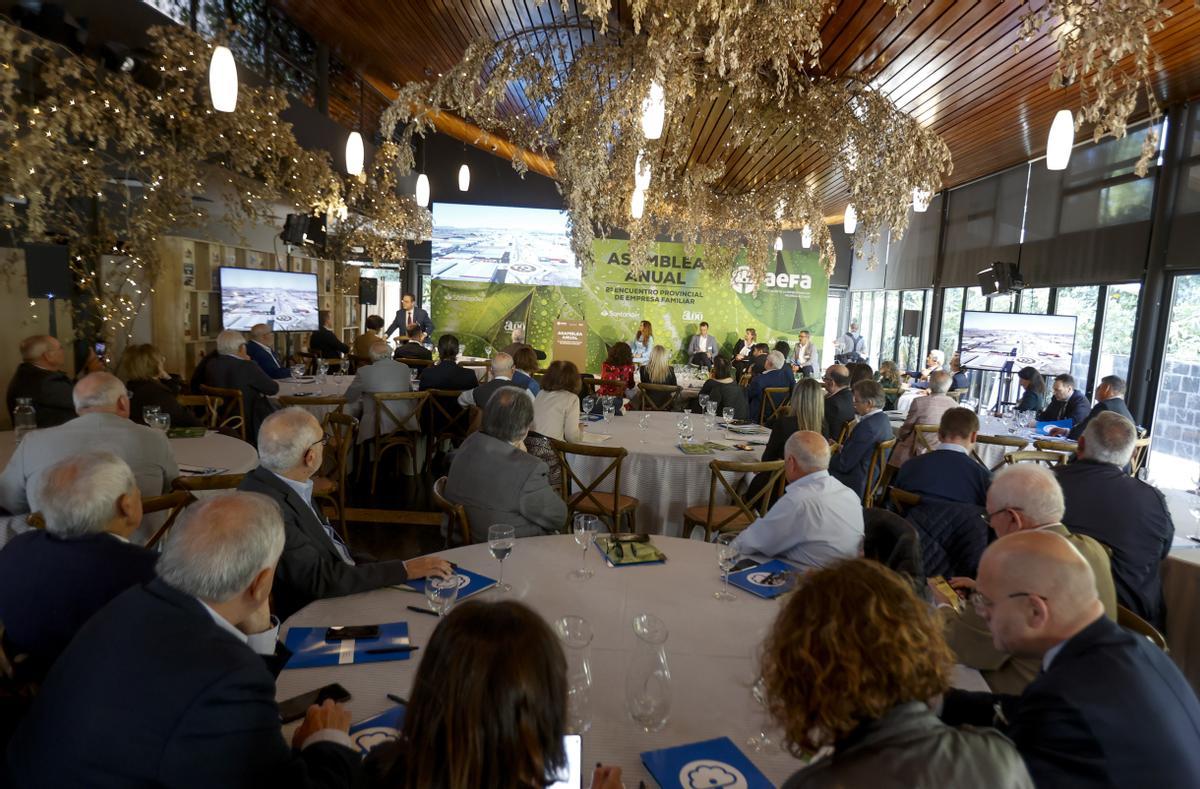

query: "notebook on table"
xmin=400 ymin=567 xmax=496 ymax=600
xmin=283 ymin=621 xmax=412 ymax=669
xmin=594 ymin=535 xmax=666 ymax=567
xmin=727 ymin=559 xmax=797 ymax=599
xmin=641 ymin=736 xmax=774 ymax=789
xmin=1034 ymin=419 xmax=1073 ymax=435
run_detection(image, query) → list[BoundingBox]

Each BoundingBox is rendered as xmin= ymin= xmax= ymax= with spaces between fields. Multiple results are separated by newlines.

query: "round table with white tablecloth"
xmin=888 ymin=411 xmax=1063 ymax=469
xmin=277 ymin=535 xmax=989 ymax=785
xmin=275 ymin=375 xmax=354 ymax=423
xmin=0 ymin=428 xmax=257 ymax=475
xmin=567 ymin=411 xmax=766 ymax=537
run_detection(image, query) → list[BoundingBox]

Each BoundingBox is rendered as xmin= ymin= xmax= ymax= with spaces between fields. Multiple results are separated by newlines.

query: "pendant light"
xmin=208 ymin=45 xmax=238 ymax=113
xmin=774 ymin=235 xmax=783 ymax=251
xmin=635 ymin=150 xmax=652 ymax=190
xmin=843 ymin=204 xmax=857 ymax=234
xmin=912 ymin=188 xmax=932 ymax=213
xmin=344 ymin=132 xmax=364 ymax=176
xmin=415 ymin=173 xmax=431 ymax=208
xmin=458 ymin=163 xmax=470 ymax=191
xmin=630 ymin=188 xmax=645 ymax=219
xmin=801 ymin=225 xmax=812 ymax=249
xmin=1046 ymin=109 xmax=1074 ymax=171
xmin=641 ymin=81 xmax=665 ymax=140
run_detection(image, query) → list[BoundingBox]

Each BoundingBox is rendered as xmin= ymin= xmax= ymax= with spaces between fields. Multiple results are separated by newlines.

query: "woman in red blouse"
xmin=598 ymin=342 xmax=635 ymax=397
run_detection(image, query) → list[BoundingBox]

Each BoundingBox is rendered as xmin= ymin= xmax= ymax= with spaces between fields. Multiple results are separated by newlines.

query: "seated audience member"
xmin=748 ymin=342 xmax=771 ymax=376
xmin=762 ymin=560 xmax=1032 ymax=789
xmin=638 ymin=345 xmax=678 ymax=409
xmin=393 ymin=324 xmax=433 ymax=363
xmin=0 ymin=373 xmax=178 ymax=531
xmin=353 ymin=314 xmax=386 ymax=360
xmin=239 ymin=408 xmax=449 ymax=620
xmin=365 ymin=600 xmax=622 ymax=789
xmin=688 ymin=321 xmax=718 ymax=367
xmin=747 ymin=350 xmax=793 ymax=424
xmin=308 ymin=310 xmax=349 ymax=359
xmin=529 ymin=361 xmax=582 ymax=489
xmin=421 ymin=334 xmax=479 ymax=436
xmin=511 ymin=345 xmax=542 ymax=395
xmin=502 ymin=325 xmax=546 ymax=361
xmin=0 ymin=453 xmax=155 ymax=678
xmin=730 ymin=431 xmax=863 ymax=569
xmin=192 ymin=329 xmax=280 ymax=441
xmin=828 ymin=380 xmax=892 ymax=499
xmin=459 ymin=352 xmax=533 ymax=410
xmin=6 ymin=491 xmax=364 ymax=787
xmin=244 ymin=323 xmax=290 ymax=380
xmin=1054 ymin=412 xmax=1173 ymax=628
xmin=763 ymin=378 xmax=824 ymax=462
xmin=773 ymin=340 xmax=791 ymax=360
xmin=1050 ymin=374 xmax=1133 ymax=440
xmin=445 ymin=387 xmax=568 ymax=543
xmin=345 ymin=341 xmax=414 ymax=445
xmin=1035 ymin=373 xmax=1090 ymax=427
xmin=941 ymin=463 xmax=1116 ymax=695
xmin=941 ymin=531 xmax=1200 ymax=787
xmin=889 ymin=370 xmax=958 ymax=468
xmin=821 ymin=364 xmax=854 ymax=440
xmin=893 ymin=407 xmax=991 ymax=506
xmin=875 ymin=359 xmax=902 ymax=389
xmin=949 ymin=352 xmax=969 ymax=391
xmin=6 ymin=335 xmax=76 ymax=427
xmin=692 ymin=355 xmax=748 ymax=420
xmin=598 ymin=341 xmax=636 ymax=398
xmin=847 ymin=362 xmax=874 ymax=387
xmin=908 ymin=349 xmax=947 ymax=384
xmin=122 ymin=343 xmax=202 ymax=428
xmin=1014 ymin=366 xmax=1047 ymax=413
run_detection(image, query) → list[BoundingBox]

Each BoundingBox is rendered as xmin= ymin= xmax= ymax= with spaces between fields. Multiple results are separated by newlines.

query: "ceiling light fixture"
xmin=458 ymin=163 xmax=470 ymax=191
xmin=345 ymin=131 xmax=364 ymax=176
xmin=640 ymin=81 xmax=665 ymax=140
xmin=630 ymin=188 xmax=645 ymax=219
xmin=1046 ymin=109 xmax=1074 ymax=170
xmin=912 ymin=188 xmax=932 ymax=213
xmin=774 ymin=235 xmax=783 ymax=251
xmin=844 ymin=204 xmax=857 ymax=234
xmin=801 ymin=226 xmax=812 ymax=249
xmin=415 ymin=173 xmax=430 ymax=207
xmin=208 ymin=45 xmax=237 ymax=113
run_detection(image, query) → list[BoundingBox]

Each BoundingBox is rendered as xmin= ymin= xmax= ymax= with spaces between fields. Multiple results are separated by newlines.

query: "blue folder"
xmin=349 ymin=705 xmax=407 ymax=755
xmin=401 ymin=567 xmax=496 ymax=600
xmin=1034 ymin=418 xmax=1073 ymax=435
xmin=727 ymin=559 xmax=797 ymax=599
xmin=641 ymin=736 xmax=774 ymax=789
xmin=283 ymin=621 xmax=411 ymax=669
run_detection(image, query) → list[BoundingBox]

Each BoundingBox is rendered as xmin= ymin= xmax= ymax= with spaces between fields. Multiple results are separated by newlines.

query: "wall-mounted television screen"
xmin=432 ymin=202 xmax=580 ymax=287
xmin=219 ymin=267 xmax=319 ymax=332
xmin=959 ymin=311 xmax=1077 ymax=376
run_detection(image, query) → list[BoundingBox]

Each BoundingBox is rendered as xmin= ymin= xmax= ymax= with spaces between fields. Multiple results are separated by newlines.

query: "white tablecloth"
xmin=1162 ymin=490 xmax=1200 ymax=693
xmin=888 ymin=412 xmax=1050 ymax=469
xmin=277 ymin=535 xmax=988 ymax=785
xmin=0 ymin=428 xmax=257 ymax=475
xmin=275 ymin=376 xmax=354 ymax=423
xmin=566 ymin=412 xmax=766 ymax=536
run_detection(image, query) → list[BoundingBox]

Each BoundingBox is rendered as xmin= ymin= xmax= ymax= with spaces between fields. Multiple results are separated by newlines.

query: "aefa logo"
xmin=730 ymin=266 xmax=813 ymax=295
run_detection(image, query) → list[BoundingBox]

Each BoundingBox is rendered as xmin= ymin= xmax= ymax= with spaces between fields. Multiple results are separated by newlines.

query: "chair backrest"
xmin=459 ymin=361 xmax=490 ymax=383
xmin=171 ymin=473 xmax=246 ymax=493
xmin=403 ymin=357 xmax=434 ymax=374
xmin=1034 ymin=439 xmax=1077 ymax=460
xmin=423 ymin=389 xmax=473 ymax=439
xmin=1003 ymin=450 xmax=1067 ymax=467
xmin=277 ymin=396 xmax=348 ymax=423
xmin=703 ymin=459 xmax=786 ymax=533
xmin=371 ymin=391 xmax=430 ymax=442
xmin=737 ymin=369 xmax=753 ymax=388
xmin=836 ymin=419 xmax=853 ymax=447
xmin=142 ymin=491 xmax=196 ymax=550
xmin=1129 ymin=437 xmax=1151 ymax=476
xmin=296 ymin=351 xmax=319 ymax=375
xmin=637 ymin=382 xmax=681 ymax=412
xmin=198 ymin=385 xmax=246 ymax=441
xmin=349 ymin=354 xmax=372 ymax=374
xmin=914 ymin=424 xmax=940 ymax=454
xmin=177 ymin=394 xmax=221 ymax=428
xmin=889 ymin=487 xmax=922 ymax=514
xmin=945 ymin=390 xmax=963 ymax=402
xmin=25 ymin=512 xmax=45 ymax=530
xmin=862 ymin=507 xmax=925 ymax=591
xmin=1118 ymin=604 xmax=1167 ymax=651
xmin=976 ymin=434 xmax=1030 ymax=450
xmin=548 ymin=438 xmax=628 ymax=517
xmin=596 ymin=378 xmax=628 ymax=397
xmin=325 ymin=412 xmax=359 ymax=490
xmin=863 ymin=437 xmax=897 ymax=506
xmin=760 ymin=387 xmax=791 ymax=424
xmin=432 ymin=475 xmax=472 ymax=546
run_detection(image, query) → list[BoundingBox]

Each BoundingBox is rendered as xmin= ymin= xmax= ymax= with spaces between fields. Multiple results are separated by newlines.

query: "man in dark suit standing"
xmin=1054 ymin=411 xmax=1173 ymax=628
xmin=892 ymin=407 xmax=991 ymax=507
xmin=193 ymin=330 xmax=280 ymax=442
xmin=385 ymin=292 xmax=433 ymax=339
xmin=1036 ymin=373 xmax=1091 ymax=427
xmin=821 ymin=364 xmax=855 ymax=441
xmin=1051 ymin=375 xmax=1134 ymax=440
xmin=0 ymin=452 xmax=156 ymax=678
xmin=6 ymin=335 xmax=76 ymax=427
xmin=245 ymin=324 xmax=291 ymax=380
xmin=308 ymin=310 xmax=349 ymax=359
xmin=941 ymin=530 xmax=1200 ymax=788
xmin=238 ymin=407 xmax=451 ymax=620
xmin=829 ymin=380 xmax=893 ymax=499
xmin=6 ymin=492 xmax=364 ymax=788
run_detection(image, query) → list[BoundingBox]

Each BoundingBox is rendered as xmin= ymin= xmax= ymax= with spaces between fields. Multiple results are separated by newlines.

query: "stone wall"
xmin=1151 ymin=360 xmax=1200 ymax=464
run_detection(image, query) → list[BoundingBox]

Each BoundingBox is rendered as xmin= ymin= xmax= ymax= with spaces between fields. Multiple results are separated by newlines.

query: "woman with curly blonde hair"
xmin=761 ymin=559 xmax=1031 ymax=788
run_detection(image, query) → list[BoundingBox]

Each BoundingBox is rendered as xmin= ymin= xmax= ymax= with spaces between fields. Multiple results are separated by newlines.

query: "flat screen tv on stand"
xmin=218 ymin=267 xmax=319 ymax=332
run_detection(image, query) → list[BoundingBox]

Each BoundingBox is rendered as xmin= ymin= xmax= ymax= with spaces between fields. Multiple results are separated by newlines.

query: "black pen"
xmin=1188 ymin=535 xmax=1200 ymax=544
xmin=365 ymin=645 xmax=420 ymax=655
xmin=406 ymin=605 xmax=439 ymax=617
xmin=386 ymin=693 xmax=407 ymax=706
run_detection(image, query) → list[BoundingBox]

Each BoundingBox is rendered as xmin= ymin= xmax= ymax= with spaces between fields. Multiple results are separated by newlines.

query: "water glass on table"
xmin=581 ymin=395 xmax=595 ymax=418
xmin=488 ymin=524 xmax=515 ymax=593
xmin=425 ymin=573 xmax=460 ymax=616
xmin=601 ymin=396 xmax=616 ymax=423
xmin=638 ymin=412 xmax=650 ymax=443
xmin=714 ymin=533 xmax=739 ymax=601
xmin=291 ymin=364 xmax=306 ymax=381
xmin=722 ymin=407 xmax=735 ymax=425
xmin=147 ymin=411 xmax=171 ymax=434
xmin=569 ymin=514 xmax=600 ymax=581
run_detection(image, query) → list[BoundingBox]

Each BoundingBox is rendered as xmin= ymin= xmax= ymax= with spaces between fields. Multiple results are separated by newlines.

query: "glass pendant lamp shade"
xmin=801 ymin=225 xmax=812 ymax=249
xmin=416 ymin=173 xmax=430 ymax=207
xmin=345 ymin=132 xmax=364 ymax=176
xmin=630 ymin=188 xmax=645 ymax=219
xmin=208 ymin=46 xmax=238 ymax=113
xmin=458 ymin=163 xmax=470 ymax=191
xmin=1046 ymin=109 xmax=1074 ymax=171
xmin=843 ymin=204 xmax=857 ymax=234
xmin=641 ymin=81 xmax=665 ymax=140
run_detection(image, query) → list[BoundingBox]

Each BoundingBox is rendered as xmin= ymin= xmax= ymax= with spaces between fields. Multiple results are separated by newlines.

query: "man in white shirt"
xmin=730 ymin=430 xmax=863 ymax=570
xmin=789 ymin=329 xmax=818 ymax=376
xmin=836 ymin=321 xmax=867 ymax=363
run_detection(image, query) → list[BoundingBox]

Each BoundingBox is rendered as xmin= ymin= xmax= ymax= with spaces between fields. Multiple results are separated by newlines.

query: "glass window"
xmin=865 ymin=292 xmax=887 ymax=368
xmin=1097 ymin=283 xmax=1141 ymax=383
xmin=1147 ymin=274 xmax=1200 ymax=489
xmin=1020 ymin=288 xmax=1051 ymax=314
xmin=1055 ymin=286 xmax=1100 ymax=385
xmin=881 ymin=291 xmax=901 ymax=364
xmin=940 ymin=288 xmax=964 ymax=358
xmin=989 ymin=292 xmax=1014 ymax=313
xmin=823 ymin=292 xmax=844 ymax=371
xmin=965 ymin=286 xmax=987 ymax=312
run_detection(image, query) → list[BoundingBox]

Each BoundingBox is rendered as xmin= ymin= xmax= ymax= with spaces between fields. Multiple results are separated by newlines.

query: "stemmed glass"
xmin=569 ymin=514 xmax=600 ymax=581
xmin=581 ymin=395 xmax=595 ymax=418
xmin=148 ymin=411 xmax=171 ymax=434
xmin=601 ymin=396 xmax=616 ymax=423
xmin=714 ymin=533 xmax=739 ymax=601
xmin=290 ymin=364 xmax=306 ymax=381
xmin=425 ymin=573 xmax=460 ymax=616
xmin=746 ymin=677 xmax=774 ymax=752
xmin=638 ymin=412 xmax=651 ymax=443
xmin=698 ymin=394 xmax=711 ymax=413
xmin=488 ymin=524 xmax=515 ymax=593
xmin=722 ymin=407 xmax=735 ymax=425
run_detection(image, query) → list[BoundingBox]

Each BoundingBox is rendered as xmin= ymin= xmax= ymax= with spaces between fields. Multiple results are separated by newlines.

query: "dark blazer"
xmin=5 ymin=578 xmax=362 ymax=788
xmin=245 ymin=340 xmax=291 ymax=380
xmin=128 ymin=377 xmax=202 ymax=428
xmin=193 ymin=353 xmax=280 ymax=441
xmin=385 ymin=306 xmax=433 ymax=337
xmin=309 ymin=327 xmax=349 ymax=358
xmin=471 ymin=375 xmax=530 ymax=412
xmin=942 ymin=615 xmax=1200 ymax=789
xmin=822 ymin=387 xmax=855 ymax=440
xmin=763 ymin=412 xmax=801 ymax=462
xmin=692 ymin=379 xmax=748 ymax=421
xmin=892 ymin=447 xmax=991 ymax=507
xmin=5 ymin=362 xmax=75 ymax=428
xmin=0 ymin=530 xmax=157 ymax=675
xmin=1036 ymin=389 xmax=1090 ymax=426
xmin=906 ymin=499 xmax=988 ymax=579
xmin=950 ymin=370 xmax=969 ymax=391
xmin=747 ymin=368 xmax=793 ymax=424
xmin=1068 ymin=396 xmax=1134 ymax=440
xmin=829 ymin=410 xmax=892 ymax=498
xmin=1054 ymin=458 xmax=1174 ymax=627
xmin=393 ymin=341 xmax=433 ymax=363
xmin=238 ymin=466 xmax=410 ymax=620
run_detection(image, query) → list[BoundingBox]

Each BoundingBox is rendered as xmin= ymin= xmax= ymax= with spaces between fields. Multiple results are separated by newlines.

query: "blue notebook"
xmin=727 ymin=560 xmax=797 ymax=599
xmin=1034 ymin=418 xmax=1073 ymax=434
xmin=641 ymin=736 xmax=773 ymax=789
xmin=349 ymin=705 xmax=407 ymax=755
xmin=283 ymin=621 xmax=411 ymax=669
xmin=401 ymin=567 xmax=497 ymax=600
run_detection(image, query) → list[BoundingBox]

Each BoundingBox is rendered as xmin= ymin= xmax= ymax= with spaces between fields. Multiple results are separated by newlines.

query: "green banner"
xmin=431 ymin=240 xmax=828 ymax=371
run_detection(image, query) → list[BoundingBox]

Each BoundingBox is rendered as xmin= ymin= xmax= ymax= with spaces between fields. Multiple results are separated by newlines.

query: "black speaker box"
xmin=358 ymin=277 xmax=378 ymax=305
xmin=901 ymin=309 xmax=921 ymax=337
xmin=23 ymin=243 xmax=73 ymax=299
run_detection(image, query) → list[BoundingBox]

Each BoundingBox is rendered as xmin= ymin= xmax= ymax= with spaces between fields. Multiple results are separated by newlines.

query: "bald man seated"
xmin=6 ymin=334 xmax=77 ymax=427
xmin=728 ymin=431 xmax=863 ymax=570
xmin=941 ymin=530 xmax=1200 ymax=788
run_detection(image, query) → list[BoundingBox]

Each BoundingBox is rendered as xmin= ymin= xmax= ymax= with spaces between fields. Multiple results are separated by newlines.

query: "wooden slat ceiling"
xmin=273 ymin=0 xmax=1200 ymax=216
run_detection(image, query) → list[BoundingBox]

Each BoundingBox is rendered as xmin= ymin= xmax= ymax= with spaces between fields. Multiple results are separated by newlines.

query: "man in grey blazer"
xmin=687 ymin=321 xmax=719 ymax=367
xmin=344 ymin=341 xmax=414 ymax=445
xmin=445 ymin=386 xmax=567 ymax=543
xmin=0 ymin=372 xmax=178 ymax=543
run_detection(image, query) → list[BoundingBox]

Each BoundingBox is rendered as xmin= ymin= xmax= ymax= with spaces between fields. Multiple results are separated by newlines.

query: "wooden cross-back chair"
xmin=759 ymin=387 xmax=791 ymax=425
xmin=296 ymin=351 xmax=320 ymax=375
xmin=177 ymin=394 xmax=222 ymax=429
xmin=1130 ymin=437 xmax=1151 ymax=477
xmin=1034 ymin=439 xmax=1077 ymax=461
xmin=348 ymin=354 xmax=372 ymax=374
xmin=889 ymin=487 xmax=922 ymax=515
xmin=432 ymin=475 xmax=473 ymax=547
xmin=402 ymin=357 xmax=434 ymax=377
xmin=683 ymin=459 xmax=786 ymax=541
xmin=548 ymin=438 xmax=638 ymax=534
xmin=1118 ymin=603 xmax=1168 ymax=652
xmin=423 ymin=389 xmax=475 ymax=461
xmin=595 ymin=378 xmax=629 ymax=398
xmin=198 ymin=385 xmax=246 ymax=441
xmin=370 ymin=391 xmax=430 ymax=494
xmin=142 ymin=491 xmax=196 ymax=550
xmin=835 ymin=419 xmax=854 ymax=447
xmin=975 ymin=434 xmax=1030 ymax=470
xmin=637 ymin=382 xmax=682 ymax=412
xmin=914 ymin=424 xmax=940 ymax=454
xmin=1003 ymin=450 xmax=1068 ymax=467
xmin=317 ymin=412 xmax=359 ymax=537
xmin=863 ymin=437 xmax=897 ymax=507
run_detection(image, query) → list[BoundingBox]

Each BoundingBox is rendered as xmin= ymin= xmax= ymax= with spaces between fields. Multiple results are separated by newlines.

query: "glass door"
xmin=1147 ymin=273 xmax=1200 ymax=491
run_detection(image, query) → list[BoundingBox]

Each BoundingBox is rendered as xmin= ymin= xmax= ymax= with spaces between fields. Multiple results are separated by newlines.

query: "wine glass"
xmin=148 ymin=411 xmax=171 ymax=434
xmin=569 ymin=514 xmax=600 ymax=581
xmin=714 ymin=533 xmax=739 ymax=601
xmin=698 ymin=394 xmax=711 ymax=413
xmin=703 ymin=409 xmax=716 ymax=438
xmin=638 ymin=412 xmax=650 ymax=444
xmin=290 ymin=364 xmax=306 ymax=381
xmin=722 ymin=407 xmax=735 ymax=425
xmin=601 ymin=397 xmax=615 ymax=423
xmin=488 ymin=524 xmax=515 ymax=593
xmin=581 ymin=395 xmax=595 ymax=417
xmin=746 ymin=677 xmax=774 ymax=752
xmin=425 ymin=573 xmax=460 ymax=616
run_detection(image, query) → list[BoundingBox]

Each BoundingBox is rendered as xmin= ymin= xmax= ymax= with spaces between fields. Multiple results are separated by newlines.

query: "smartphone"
xmin=325 ymin=625 xmax=380 ymax=641
xmin=278 ymin=682 xmax=351 ymax=723
xmin=93 ymin=342 xmax=106 ymax=359
xmin=548 ymin=734 xmax=582 ymax=789
xmin=730 ymin=558 xmax=759 ymax=573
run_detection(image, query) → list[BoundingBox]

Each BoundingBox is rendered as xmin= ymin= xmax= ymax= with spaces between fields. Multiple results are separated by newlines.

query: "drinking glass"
xmin=569 ymin=514 xmax=600 ymax=581
xmin=698 ymin=394 xmax=711 ymax=412
xmin=554 ymin=616 xmax=594 ymax=733
xmin=488 ymin=524 xmax=515 ymax=593
xmin=714 ymin=533 xmax=739 ymax=601
xmin=581 ymin=395 xmax=595 ymax=417
xmin=291 ymin=364 xmax=306 ymax=380
xmin=148 ymin=412 xmax=171 ymax=434
xmin=722 ymin=407 xmax=735 ymax=425
xmin=625 ymin=613 xmax=671 ymax=732
xmin=601 ymin=397 xmax=615 ymax=423
xmin=638 ymin=412 xmax=650 ymax=443
xmin=703 ymin=410 xmax=716 ymax=436
xmin=425 ymin=573 xmax=460 ymax=616
xmin=746 ymin=677 xmax=774 ymax=752
xmin=678 ymin=414 xmax=694 ymax=442
xmin=142 ymin=405 xmax=161 ymax=420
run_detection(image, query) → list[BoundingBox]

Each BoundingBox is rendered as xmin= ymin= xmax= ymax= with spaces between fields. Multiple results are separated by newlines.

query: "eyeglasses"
xmin=979 ymin=507 xmax=1022 ymax=525
xmin=309 ymin=434 xmax=330 ymax=450
xmin=970 ymin=590 xmax=1047 ymax=617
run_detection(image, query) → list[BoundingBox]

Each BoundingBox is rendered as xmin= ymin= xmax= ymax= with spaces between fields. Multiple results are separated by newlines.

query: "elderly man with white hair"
xmin=344 ymin=340 xmax=414 ymax=445
xmin=244 ymin=322 xmax=291 ymax=380
xmin=239 ymin=407 xmax=450 ymax=619
xmin=5 ymin=334 xmax=77 ymax=427
xmin=7 ymin=492 xmax=364 ymax=787
xmin=0 ymin=372 xmax=177 ymax=534
xmin=729 ymin=430 xmax=863 ymax=569
xmin=746 ymin=349 xmax=794 ymax=424
xmin=191 ymin=329 xmax=280 ymax=441
xmin=457 ymin=351 xmax=534 ymax=411
xmin=0 ymin=452 xmax=156 ymax=677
